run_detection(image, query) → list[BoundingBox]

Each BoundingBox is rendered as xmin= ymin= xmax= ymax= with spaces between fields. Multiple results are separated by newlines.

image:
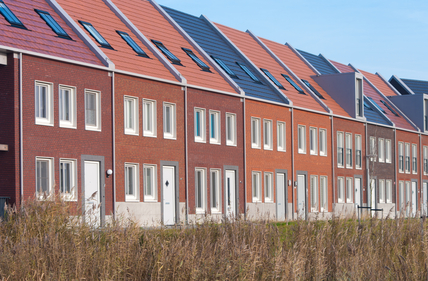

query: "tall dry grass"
xmin=0 ymin=198 xmax=427 ymax=280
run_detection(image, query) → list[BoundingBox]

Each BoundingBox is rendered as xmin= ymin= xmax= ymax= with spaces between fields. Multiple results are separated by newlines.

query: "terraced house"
xmin=0 ymin=0 xmax=425 ymax=225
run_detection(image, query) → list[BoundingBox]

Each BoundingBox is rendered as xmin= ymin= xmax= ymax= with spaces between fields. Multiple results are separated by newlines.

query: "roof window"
xmin=211 ymin=56 xmax=238 ymax=78
xmin=35 ymin=10 xmax=70 ymax=39
xmin=182 ymin=48 xmax=210 ymax=71
xmin=117 ymin=31 xmax=149 ymax=58
xmin=301 ymin=79 xmax=325 ymax=99
xmin=236 ymin=62 xmax=262 ymax=84
xmin=380 ymin=100 xmax=399 ymax=116
xmin=282 ymin=74 xmax=304 ymax=94
xmin=367 ymin=97 xmax=386 ymax=114
xmin=79 ymin=21 xmax=112 ymax=49
xmin=363 ymin=98 xmax=372 ymax=110
xmin=260 ymin=69 xmax=284 ymax=89
xmin=151 ymin=40 xmax=181 ymax=65
xmin=0 ymin=0 xmax=25 ymax=28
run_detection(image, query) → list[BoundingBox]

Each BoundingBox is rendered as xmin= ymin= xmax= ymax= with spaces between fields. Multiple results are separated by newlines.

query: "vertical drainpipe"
xmin=366 ymin=123 xmax=369 ymax=207
xmin=420 ymin=133 xmax=422 ymax=213
xmin=291 ymin=108 xmax=294 ymax=220
xmin=184 ymin=85 xmax=188 ymax=225
xmin=243 ymin=97 xmax=247 ymax=219
xmin=331 ymin=115 xmax=335 ymax=213
xmin=19 ymin=53 xmax=23 ymax=204
xmin=394 ymin=129 xmax=397 ymax=217
xmin=112 ymin=71 xmax=116 ymax=219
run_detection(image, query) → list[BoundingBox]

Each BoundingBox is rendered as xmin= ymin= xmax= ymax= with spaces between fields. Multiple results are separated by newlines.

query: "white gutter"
xmin=184 ymin=85 xmax=189 ymax=224
xmin=291 ymin=108 xmax=294 ymax=220
xmin=112 ymin=71 xmax=116 ymax=219
xmin=19 ymin=53 xmax=23 ymax=204
xmin=243 ymin=97 xmax=247 ymax=219
xmin=331 ymin=116 xmax=335 ymax=210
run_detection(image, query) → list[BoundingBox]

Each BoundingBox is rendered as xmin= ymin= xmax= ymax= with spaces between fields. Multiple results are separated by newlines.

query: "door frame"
xmin=160 ymin=161 xmax=180 ymax=225
xmin=81 ymin=155 xmax=105 ymax=226
xmin=275 ymin=169 xmax=288 ymax=220
xmin=296 ymin=170 xmax=308 ymax=220
xmin=223 ymin=165 xmax=239 ymax=217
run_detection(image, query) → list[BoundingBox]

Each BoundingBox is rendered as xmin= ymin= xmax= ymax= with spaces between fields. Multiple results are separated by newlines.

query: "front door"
xmin=225 ymin=170 xmax=236 ymax=218
xmin=423 ymin=182 xmax=428 ymax=216
xmin=162 ymin=166 xmax=175 ymax=225
xmin=297 ymin=174 xmax=306 ymax=219
xmin=84 ymin=161 xmax=100 ymax=226
xmin=276 ymin=173 xmax=286 ymax=221
xmin=411 ymin=181 xmax=417 ymax=217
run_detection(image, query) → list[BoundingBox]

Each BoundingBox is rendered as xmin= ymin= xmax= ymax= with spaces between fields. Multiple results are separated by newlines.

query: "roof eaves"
xmin=319 ymin=53 xmax=341 ymax=74
xmin=102 ymin=0 xmax=185 ymax=83
xmin=46 ymin=0 xmax=114 ymax=69
xmin=388 ymin=74 xmax=415 ymax=95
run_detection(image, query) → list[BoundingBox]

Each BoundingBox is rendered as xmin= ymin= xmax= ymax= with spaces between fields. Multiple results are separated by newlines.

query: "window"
xmin=182 ymin=48 xmax=210 ymax=71
xmin=355 ymin=135 xmax=362 ymax=169
xmin=79 ymin=21 xmax=112 ymax=49
xmin=236 ymin=62 xmax=261 ymax=83
xmin=378 ymin=138 xmax=384 ymax=163
xmin=125 ymin=163 xmax=139 ymax=201
xmin=369 ymin=137 xmax=376 ymax=161
xmin=143 ymin=99 xmax=156 ymax=137
xmin=319 ymin=129 xmax=327 ymax=156
xmin=163 ymin=103 xmax=176 ymax=139
xmin=346 ymin=133 xmax=352 ymax=168
xmin=36 ymin=157 xmax=53 ymax=198
xmin=194 ymin=108 xmax=206 ymax=143
xmin=59 ymin=85 xmax=76 ymax=128
xmin=379 ymin=179 xmax=385 ymax=204
xmin=210 ymin=169 xmax=221 ymax=213
xmin=356 ymin=78 xmax=363 ymax=117
xmin=263 ymin=119 xmax=273 ymax=150
xmin=226 ymin=113 xmax=237 ymax=146
xmin=337 ymin=177 xmax=344 ymax=203
xmin=337 ymin=132 xmax=344 ymax=167
xmin=282 ymin=74 xmax=304 ymax=94
xmin=367 ymin=97 xmax=385 ymax=114
xmin=60 ymin=159 xmax=76 ymax=201
xmin=301 ymin=79 xmax=324 ymax=99
xmin=124 ymin=96 xmax=139 ymax=135
xmin=385 ymin=139 xmax=391 ymax=163
xmin=209 ymin=110 xmax=221 ymax=144
xmin=399 ymin=181 xmax=404 ymax=211
xmin=380 ymin=100 xmax=399 ymax=116
xmin=260 ymin=68 xmax=284 ymax=89
xmin=35 ymin=81 xmax=54 ymax=126
xmin=252 ymin=171 xmax=262 ymax=202
xmin=310 ymin=127 xmax=317 ymax=155
xmin=424 ymin=146 xmax=428 ymax=175
xmin=298 ymin=125 xmax=306 ymax=154
xmin=277 ymin=121 xmax=286 ymax=152
xmin=264 ymin=172 xmax=273 ymax=202
xmin=310 ymin=175 xmax=318 ymax=212
xmin=0 ymin=0 xmax=25 ymax=28
xmin=195 ymin=168 xmax=206 ymax=213
xmin=386 ymin=180 xmax=392 ymax=204
xmin=117 ymin=31 xmax=149 ymax=57
xmin=35 ymin=9 xmax=70 ymax=39
xmin=85 ymin=90 xmax=101 ymax=131
xmin=412 ymin=144 xmax=417 ymax=174
xmin=346 ymin=177 xmax=353 ymax=203
xmin=405 ymin=143 xmax=410 ymax=173
xmin=211 ymin=56 xmax=238 ymax=78
xmin=251 ymin=117 xmax=261 ymax=149
xmin=151 ymin=40 xmax=181 ymax=65
xmin=320 ymin=176 xmax=328 ymax=212
xmin=399 ymin=142 xmax=404 ymax=173
xmin=143 ymin=165 xmax=157 ymax=202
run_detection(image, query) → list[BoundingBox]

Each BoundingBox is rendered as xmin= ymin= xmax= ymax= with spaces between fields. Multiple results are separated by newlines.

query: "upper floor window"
xmin=398 ymin=142 xmax=404 ymax=173
xmin=385 ymin=139 xmax=392 ymax=163
xmin=226 ymin=113 xmax=237 ymax=146
xmin=378 ymin=138 xmax=385 ymax=163
xmin=260 ymin=68 xmax=284 ymax=89
xmin=211 ymin=56 xmax=238 ymax=78
xmin=337 ymin=132 xmax=344 ymax=167
xmin=355 ymin=135 xmax=362 ymax=169
xmin=79 ymin=21 xmax=112 ymax=49
xmin=356 ymin=78 xmax=363 ymax=117
xmin=163 ymin=102 xmax=176 ymax=139
xmin=424 ymin=146 xmax=428 ymax=175
xmin=412 ymin=144 xmax=417 ymax=174
xmin=117 ymin=31 xmax=149 ymax=57
xmin=263 ymin=119 xmax=273 ymax=150
xmin=298 ymin=125 xmax=306 ymax=154
xmin=405 ymin=143 xmax=410 ymax=173
xmin=209 ymin=110 xmax=221 ymax=144
xmin=143 ymin=99 xmax=156 ymax=137
xmin=282 ymin=74 xmax=304 ymax=94
xmin=85 ymin=90 xmax=101 ymax=131
xmin=59 ymin=85 xmax=76 ymax=129
xmin=236 ymin=62 xmax=262 ymax=83
xmin=182 ymin=48 xmax=210 ymax=71
xmin=301 ymin=79 xmax=324 ymax=99
xmin=35 ymin=81 xmax=54 ymax=126
xmin=195 ymin=108 xmax=206 ymax=143
xmin=251 ymin=117 xmax=261 ymax=149
xmin=309 ymin=127 xmax=317 ymax=155
xmin=152 ymin=40 xmax=181 ymax=65
xmin=319 ymin=129 xmax=327 ymax=156
xmin=36 ymin=9 xmax=70 ymax=39
xmin=346 ymin=133 xmax=352 ymax=168
xmin=369 ymin=137 xmax=376 ymax=161
xmin=277 ymin=121 xmax=286 ymax=152
xmin=0 ymin=0 xmax=25 ymax=28
xmin=124 ymin=96 xmax=139 ymax=135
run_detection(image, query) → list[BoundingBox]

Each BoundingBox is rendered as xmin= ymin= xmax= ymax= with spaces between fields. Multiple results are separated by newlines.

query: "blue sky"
xmin=159 ymin=0 xmax=428 ymax=81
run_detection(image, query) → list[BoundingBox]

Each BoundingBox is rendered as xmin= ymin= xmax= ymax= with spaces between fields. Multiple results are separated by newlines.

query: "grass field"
xmin=0 ymin=198 xmax=427 ymax=280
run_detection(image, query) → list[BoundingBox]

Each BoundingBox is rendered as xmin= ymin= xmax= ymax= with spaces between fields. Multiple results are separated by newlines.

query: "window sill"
xmin=310 ymin=152 xmax=318 ymax=156
xmin=143 ymin=133 xmax=157 ymax=138
xmin=59 ymin=123 xmax=77 ymax=129
xmin=251 ymin=146 xmax=261 ymax=150
xmin=252 ymin=199 xmax=262 ymax=203
xmin=125 ymin=199 xmax=140 ymax=203
xmin=210 ymin=141 xmax=221 ymax=145
xmin=298 ymin=151 xmax=306 ymax=154
xmin=320 ymin=154 xmax=327 ymax=157
xmin=164 ymin=136 xmax=177 ymax=140
xmin=35 ymin=122 xmax=54 ymax=127
xmin=226 ymin=143 xmax=237 ymax=147
xmin=125 ymin=132 xmax=139 ymax=136
xmin=143 ymin=199 xmax=158 ymax=203
xmin=85 ymin=126 xmax=101 ymax=132
xmin=211 ymin=210 xmax=222 ymax=214
xmin=194 ymin=139 xmax=206 ymax=143
xmin=264 ymin=200 xmax=274 ymax=204
xmin=196 ymin=209 xmax=206 ymax=215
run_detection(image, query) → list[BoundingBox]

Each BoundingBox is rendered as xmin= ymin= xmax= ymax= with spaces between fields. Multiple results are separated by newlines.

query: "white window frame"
xmin=320 ymin=176 xmax=328 ymax=212
xmin=163 ymin=102 xmax=176 ymax=139
xmin=277 ymin=121 xmax=286 ymax=152
xmin=59 ymin=85 xmax=76 ymax=129
xmin=379 ymin=179 xmax=385 ymax=204
xmin=298 ymin=125 xmax=306 ymax=154
xmin=263 ymin=119 xmax=273 ymax=150
xmin=143 ymin=99 xmax=157 ymax=137
xmin=346 ymin=177 xmax=353 ymax=203
xmin=424 ymin=146 xmax=428 ymax=175
xmin=412 ymin=144 xmax=417 ymax=174
xmin=319 ymin=128 xmax=327 ymax=156
xmin=405 ymin=143 xmax=410 ymax=174
xmin=195 ymin=168 xmax=207 ymax=214
xmin=194 ymin=108 xmax=206 ymax=143
xmin=226 ymin=113 xmax=237 ymax=146
xmin=398 ymin=142 xmax=404 ymax=173
xmin=35 ymin=81 xmax=54 ymax=126
xmin=143 ymin=164 xmax=157 ymax=202
xmin=399 ymin=181 xmax=405 ymax=211
xmin=346 ymin=133 xmax=353 ymax=168
xmin=264 ymin=172 xmax=274 ymax=202
xmin=310 ymin=175 xmax=318 ymax=212
xmin=309 ymin=127 xmax=318 ymax=155
xmin=252 ymin=171 xmax=262 ymax=202
xmin=125 ymin=163 xmax=139 ymax=202
xmin=124 ymin=96 xmax=139 ymax=135
xmin=36 ymin=157 xmax=54 ymax=199
xmin=85 ymin=89 xmax=101 ymax=131
xmin=337 ymin=177 xmax=344 ymax=203
xmin=337 ymin=131 xmax=344 ymax=168
xmin=59 ymin=158 xmax=77 ymax=201
xmin=385 ymin=139 xmax=391 ymax=163
xmin=209 ymin=110 xmax=221 ymax=145
xmin=369 ymin=136 xmax=376 ymax=161
xmin=386 ymin=180 xmax=392 ymax=203
xmin=251 ymin=117 xmax=261 ymax=149
xmin=210 ymin=169 xmax=221 ymax=213
xmin=355 ymin=134 xmax=362 ymax=169
xmin=378 ymin=138 xmax=385 ymax=163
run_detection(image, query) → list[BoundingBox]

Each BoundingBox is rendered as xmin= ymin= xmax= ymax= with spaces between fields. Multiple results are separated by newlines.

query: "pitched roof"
xmin=359 ymin=70 xmax=399 ymax=97
xmin=329 ymin=60 xmax=355 ymax=73
xmin=297 ymin=50 xmax=338 ymax=75
xmin=0 ymin=0 xmax=102 ymax=65
xmin=55 ymin=0 xmax=177 ymax=81
xmin=397 ymin=78 xmax=428 ymax=95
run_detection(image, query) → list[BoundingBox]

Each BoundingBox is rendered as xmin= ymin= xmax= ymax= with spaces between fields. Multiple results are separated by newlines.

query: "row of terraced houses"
xmin=0 ymin=0 xmax=427 ymax=225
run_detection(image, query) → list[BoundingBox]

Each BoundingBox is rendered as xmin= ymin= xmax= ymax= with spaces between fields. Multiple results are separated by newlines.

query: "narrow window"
xmin=277 ymin=121 xmax=286 ymax=152
xmin=319 ymin=129 xmax=327 ymax=156
xmin=425 ymin=99 xmax=428 ymax=131
xmin=380 ymin=100 xmax=399 ymax=116
xmin=337 ymin=132 xmax=344 ymax=167
xmin=320 ymin=176 xmax=328 ymax=212
xmin=355 ymin=135 xmax=362 ymax=169
xmin=369 ymin=137 xmax=376 ymax=161
xmin=0 ymin=0 xmax=25 ymax=28
xmin=282 ymin=74 xmax=304 ymax=94
xmin=143 ymin=164 xmax=157 ymax=202
xmin=211 ymin=56 xmax=238 ymax=78
xmin=125 ymin=163 xmax=139 ymax=201
xmin=252 ymin=171 xmax=262 ymax=202
xmin=36 ymin=10 xmax=70 ymax=39
xmin=210 ymin=169 xmax=221 ymax=213
xmin=163 ymin=103 xmax=176 ymax=139
xmin=36 ymin=157 xmax=53 ymax=199
xmin=379 ymin=179 xmax=385 ymax=204
xmin=226 ymin=113 xmax=237 ymax=146
xmin=412 ymin=144 xmax=417 ymax=174
xmin=310 ymin=127 xmax=318 ymax=155
xmin=151 ymin=40 xmax=181 ymax=65
xmin=424 ymin=146 xmax=428 ymax=175
xmin=264 ymin=172 xmax=273 ymax=202
xmin=301 ymin=79 xmax=324 ymax=99
xmin=263 ymin=119 xmax=273 ymax=150
xmin=117 ymin=31 xmax=149 ymax=57
xmin=60 ymin=159 xmax=77 ymax=201
xmin=59 ymin=86 xmax=76 ymax=129
xmin=356 ymin=78 xmax=363 ymax=117
xmin=298 ymin=125 xmax=306 ymax=154
xmin=85 ymin=90 xmax=101 ymax=131
xmin=194 ymin=108 xmax=206 ymax=143
xmin=35 ymin=82 xmax=53 ymax=126
xmin=367 ymin=97 xmax=386 ymax=114
xmin=337 ymin=177 xmax=344 ymax=203
xmin=182 ymin=48 xmax=210 ymax=71
xmin=346 ymin=177 xmax=353 ymax=203
xmin=236 ymin=62 xmax=262 ymax=83
xmin=398 ymin=142 xmax=404 ymax=173
xmin=195 ymin=168 xmax=206 ymax=213
xmin=405 ymin=143 xmax=410 ymax=173
xmin=385 ymin=139 xmax=391 ymax=163
xmin=143 ymin=99 xmax=156 ymax=137
xmin=378 ymin=138 xmax=384 ymax=163
xmin=386 ymin=180 xmax=392 ymax=204
xmin=310 ymin=175 xmax=318 ymax=212
xmin=209 ymin=110 xmax=221 ymax=144
xmin=346 ymin=133 xmax=353 ymax=168
xmin=399 ymin=181 xmax=405 ymax=211
xmin=79 ymin=21 xmax=112 ymax=49
xmin=124 ymin=96 xmax=139 ymax=135
xmin=251 ymin=117 xmax=261 ymax=149
xmin=260 ymin=68 xmax=284 ymax=89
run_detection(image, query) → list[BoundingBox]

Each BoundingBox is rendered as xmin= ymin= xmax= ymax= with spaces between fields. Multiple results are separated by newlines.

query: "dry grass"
xmin=0 ymin=198 xmax=427 ymax=280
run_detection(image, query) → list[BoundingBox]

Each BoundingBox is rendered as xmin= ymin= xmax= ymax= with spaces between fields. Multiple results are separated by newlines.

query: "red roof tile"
xmin=329 ymin=60 xmax=354 ymax=73
xmin=360 ymin=70 xmax=399 ymax=97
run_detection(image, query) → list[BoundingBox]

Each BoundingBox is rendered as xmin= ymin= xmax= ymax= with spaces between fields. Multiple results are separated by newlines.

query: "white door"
xmin=411 ymin=181 xmax=417 ymax=217
xmin=225 ymin=170 xmax=236 ymax=218
xmin=423 ymin=182 xmax=428 ymax=216
xmin=84 ymin=161 xmax=100 ymax=226
xmin=162 ymin=166 xmax=175 ymax=225
xmin=355 ymin=177 xmax=361 ymax=214
xmin=276 ymin=173 xmax=286 ymax=221
xmin=297 ymin=175 xmax=306 ymax=219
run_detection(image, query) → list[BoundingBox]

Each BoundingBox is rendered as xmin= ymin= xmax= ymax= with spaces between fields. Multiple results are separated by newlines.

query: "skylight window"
xmin=182 ymin=48 xmax=210 ymax=71
xmin=0 ymin=0 xmax=25 ymax=28
xmin=301 ymin=79 xmax=325 ymax=99
xmin=380 ymin=100 xmax=399 ymax=116
xmin=35 ymin=10 xmax=70 ymax=39
xmin=211 ymin=56 xmax=238 ymax=78
xmin=260 ymin=69 xmax=284 ymax=89
xmin=236 ymin=62 xmax=262 ymax=84
xmin=282 ymin=74 xmax=304 ymax=94
xmin=116 ymin=31 xmax=149 ymax=58
xmin=79 ymin=21 xmax=112 ymax=49
xmin=363 ymin=98 xmax=372 ymax=110
xmin=367 ymin=97 xmax=386 ymax=113
xmin=151 ymin=40 xmax=181 ymax=65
